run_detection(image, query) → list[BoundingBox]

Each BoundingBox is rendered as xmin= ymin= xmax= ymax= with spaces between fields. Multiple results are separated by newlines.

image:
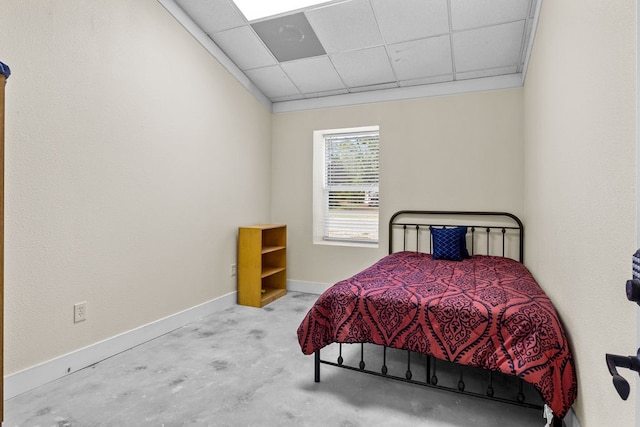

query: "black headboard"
xmin=388 ymin=210 xmax=524 ymax=262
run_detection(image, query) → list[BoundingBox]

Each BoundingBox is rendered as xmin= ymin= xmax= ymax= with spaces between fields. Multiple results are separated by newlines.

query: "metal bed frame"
xmin=313 ymin=210 xmax=563 ymax=427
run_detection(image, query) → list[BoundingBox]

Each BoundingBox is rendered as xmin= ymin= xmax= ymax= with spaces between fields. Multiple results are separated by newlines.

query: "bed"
xmin=297 ymin=210 xmax=577 ymax=425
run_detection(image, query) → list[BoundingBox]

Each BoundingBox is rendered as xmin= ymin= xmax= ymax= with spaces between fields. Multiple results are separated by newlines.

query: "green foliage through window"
xmin=324 ymin=131 xmax=379 ymax=243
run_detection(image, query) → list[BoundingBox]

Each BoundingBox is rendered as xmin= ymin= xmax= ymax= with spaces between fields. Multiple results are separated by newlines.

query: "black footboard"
xmin=314 ymin=345 xmax=563 ymax=426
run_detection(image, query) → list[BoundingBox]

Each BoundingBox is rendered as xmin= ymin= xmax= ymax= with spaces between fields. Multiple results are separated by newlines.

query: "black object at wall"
xmin=605 ymin=249 xmax=640 ymax=400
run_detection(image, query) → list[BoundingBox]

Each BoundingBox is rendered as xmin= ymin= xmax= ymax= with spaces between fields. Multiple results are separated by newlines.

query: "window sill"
xmin=313 ymin=239 xmax=379 ymax=249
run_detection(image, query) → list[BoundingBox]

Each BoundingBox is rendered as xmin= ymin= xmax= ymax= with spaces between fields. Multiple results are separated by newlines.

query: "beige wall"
xmin=523 ymin=1 xmax=637 ymax=426
xmin=0 ymin=0 xmax=272 ymax=374
xmin=272 ymin=90 xmax=524 ymax=286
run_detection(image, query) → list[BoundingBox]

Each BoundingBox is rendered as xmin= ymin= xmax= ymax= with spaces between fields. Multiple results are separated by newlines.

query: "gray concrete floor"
xmin=5 ymin=292 xmax=546 ymax=426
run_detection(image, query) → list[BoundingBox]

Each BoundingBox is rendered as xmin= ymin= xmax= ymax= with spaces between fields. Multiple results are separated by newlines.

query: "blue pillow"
xmin=431 ymin=226 xmax=470 ymax=261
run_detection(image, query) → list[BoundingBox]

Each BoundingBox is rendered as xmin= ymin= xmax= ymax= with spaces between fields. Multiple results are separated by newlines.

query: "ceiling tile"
xmin=169 ymin=0 xmax=541 ymax=106
xmin=372 ymin=0 xmax=449 ymax=44
xmin=450 ymin=0 xmax=531 ymax=30
xmin=175 ymin=0 xmax=246 ymax=33
xmin=281 ymin=56 xmax=345 ymax=93
xmin=388 ymin=35 xmax=452 ymax=81
xmin=453 ymin=21 xmax=525 ymax=72
xmin=305 ymin=0 xmax=383 ymax=53
xmin=330 ymin=47 xmax=396 ymax=88
xmin=251 ymin=13 xmax=326 ymax=62
xmin=244 ymin=66 xmax=300 ymax=98
xmin=211 ymin=26 xmax=277 ymax=70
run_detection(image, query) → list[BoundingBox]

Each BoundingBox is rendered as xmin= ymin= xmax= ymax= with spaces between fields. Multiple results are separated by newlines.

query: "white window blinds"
xmin=323 ymin=131 xmax=379 ymax=243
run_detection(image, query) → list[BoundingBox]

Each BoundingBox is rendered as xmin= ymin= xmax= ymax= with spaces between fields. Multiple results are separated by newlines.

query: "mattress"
xmin=297 ymin=251 xmax=577 ymax=418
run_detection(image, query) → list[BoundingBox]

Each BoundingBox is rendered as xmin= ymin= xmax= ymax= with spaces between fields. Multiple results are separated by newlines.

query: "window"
xmin=313 ymin=126 xmax=379 ymax=246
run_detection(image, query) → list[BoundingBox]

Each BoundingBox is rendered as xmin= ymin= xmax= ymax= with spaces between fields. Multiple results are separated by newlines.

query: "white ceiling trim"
xmin=157 ymin=0 xmax=273 ymax=111
xmin=520 ymin=0 xmax=543 ymax=85
xmin=272 ymin=74 xmax=523 ymax=113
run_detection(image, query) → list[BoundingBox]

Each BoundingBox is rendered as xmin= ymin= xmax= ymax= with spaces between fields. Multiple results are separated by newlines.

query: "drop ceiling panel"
xmin=372 ymin=0 xmax=450 ymax=44
xmin=388 ymin=35 xmax=453 ymax=81
xmin=281 ymin=56 xmax=345 ymax=93
xmin=250 ymin=13 xmax=326 ymax=62
xmin=450 ymin=0 xmax=532 ymax=30
xmin=453 ymin=21 xmax=526 ymax=72
xmin=244 ymin=66 xmax=300 ymax=98
xmin=175 ymin=0 xmax=245 ymax=33
xmin=165 ymin=0 xmax=542 ymax=109
xmin=305 ymin=0 xmax=383 ymax=53
xmin=211 ymin=26 xmax=277 ymax=70
xmin=330 ymin=47 xmax=396 ymax=88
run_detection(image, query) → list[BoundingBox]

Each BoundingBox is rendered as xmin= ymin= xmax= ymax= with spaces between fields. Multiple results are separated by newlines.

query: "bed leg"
xmin=382 ymin=346 xmax=388 ymax=375
xmin=314 ymin=350 xmax=321 ymax=383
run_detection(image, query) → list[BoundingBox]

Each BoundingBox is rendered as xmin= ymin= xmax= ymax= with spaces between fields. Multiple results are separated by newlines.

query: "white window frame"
xmin=313 ymin=125 xmax=379 ymax=248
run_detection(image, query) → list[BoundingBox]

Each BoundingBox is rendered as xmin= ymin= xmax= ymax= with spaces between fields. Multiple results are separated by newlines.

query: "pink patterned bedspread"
xmin=297 ymin=251 xmax=577 ymax=418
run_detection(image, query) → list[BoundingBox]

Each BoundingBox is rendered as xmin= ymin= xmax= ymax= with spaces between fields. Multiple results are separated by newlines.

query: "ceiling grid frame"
xmin=361 ymin=0 xmax=401 ymax=89
xmin=159 ymin=0 xmax=543 ymax=112
xmin=446 ymin=0 xmax=457 ymax=81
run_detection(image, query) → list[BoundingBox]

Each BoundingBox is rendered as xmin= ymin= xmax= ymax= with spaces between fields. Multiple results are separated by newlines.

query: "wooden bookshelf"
xmin=238 ymin=224 xmax=286 ymax=308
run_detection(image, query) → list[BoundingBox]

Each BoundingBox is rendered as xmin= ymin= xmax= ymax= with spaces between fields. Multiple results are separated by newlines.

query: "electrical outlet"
xmin=231 ymin=264 xmax=237 ymax=277
xmin=74 ymin=302 xmax=87 ymax=323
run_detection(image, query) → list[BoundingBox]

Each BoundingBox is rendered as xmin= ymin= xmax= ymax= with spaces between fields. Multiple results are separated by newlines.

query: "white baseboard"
xmin=287 ymin=279 xmax=332 ymax=295
xmin=4 ymin=291 xmax=237 ymax=400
